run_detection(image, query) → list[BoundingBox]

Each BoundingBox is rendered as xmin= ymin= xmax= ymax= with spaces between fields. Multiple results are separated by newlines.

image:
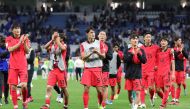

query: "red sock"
xmin=117 ymin=89 xmax=121 ymax=94
xmin=149 ymin=89 xmax=155 ymax=100
xmin=110 ymin=95 xmax=114 ymax=101
xmin=162 ymin=90 xmax=169 ymax=106
xmin=102 ymin=101 xmax=106 ymax=107
xmin=183 ymin=83 xmax=186 ymax=90
xmin=176 ymin=87 xmax=181 ymax=99
xmin=22 ymin=88 xmax=28 ymax=102
xmin=83 ymin=91 xmax=89 ymax=108
xmin=170 ymin=85 xmax=175 ymax=99
xmin=140 ymin=89 xmax=145 ymax=104
xmin=11 ymin=88 xmax=18 ymax=107
xmin=97 ymin=93 xmax=102 ymax=105
xmin=45 ymin=98 xmax=50 ymax=105
xmin=2 ymin=86 xmax=4 ymax=92
xmin=64 ymin=97 xmax=68 ymax=106
xmin=157 ymin=91 xmax=163 ymax=99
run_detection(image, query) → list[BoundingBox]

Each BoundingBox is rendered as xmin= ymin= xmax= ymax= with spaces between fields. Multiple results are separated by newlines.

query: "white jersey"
xmin=109 ymin=51 xmax=118 ymax=75
xmin=81 ymin=40 xmax=103 ymax=68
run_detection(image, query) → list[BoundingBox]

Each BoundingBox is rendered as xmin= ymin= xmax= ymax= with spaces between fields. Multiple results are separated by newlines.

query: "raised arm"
xmin=6 ymin=35 xmax=24 ymax=52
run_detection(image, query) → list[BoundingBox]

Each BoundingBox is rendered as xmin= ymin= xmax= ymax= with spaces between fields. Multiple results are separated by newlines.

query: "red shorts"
xmin=81 ymin=68 xmax=103 ymax=87
xmin=155 ymin=73 xmax=171 ymax=88
xmin=175 ymin=71 xmax=185 ymax=84
xmin=117 ymin=66 xmax=122 ymax=83
xmin=142 ymin=71 xmax=155 ymax=88
xmin=8 ymin=68 xmax=28 ymax=85
xmin=102 ymin=72 xmax=109 ymax=86
xmin=47 ymin=68 xmax=67 ymax=88
xmin=124 ymin=79 xmax=142 ymax=91
xmin=109 ymin=78 xmax=117 ymax=86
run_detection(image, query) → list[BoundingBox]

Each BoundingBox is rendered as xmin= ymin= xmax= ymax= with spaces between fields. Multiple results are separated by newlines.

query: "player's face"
xmin=12 ymin=27 xmax=21 ymax=37
xmin=144 ymin=34 xmax=152 ymax=43
xmin=113 ymin=46 xmax=119 ymax=52
xmin=87 ymin=30 xmax=95 ymax=40
xmin=176 ymin=38 xmax=182 ymax=46
xmin=98 ymin=31 xmax=107 ymax=42
xmin=131 ymin=38 xmax=139 ymax=47
xmin=160 ymin=39 xmax=168 ymax=47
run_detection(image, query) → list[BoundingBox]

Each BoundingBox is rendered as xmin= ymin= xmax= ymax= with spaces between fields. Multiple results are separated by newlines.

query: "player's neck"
xmin=132 ymin=45 xmax=138 ymax=49
xmin=161 ymin=46 xmax=168 ymax=51
xmin=13 ymin=34 xmax=20 ymax=38
xmin=87 ymin=38 xmax=95 ymax=43
xmin=145 ymin=42 xmax=151 ymax=46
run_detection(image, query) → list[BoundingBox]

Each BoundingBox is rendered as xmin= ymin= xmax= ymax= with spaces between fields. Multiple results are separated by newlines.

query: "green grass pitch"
xmin=1 ymin=77 xmax=190 ymax=109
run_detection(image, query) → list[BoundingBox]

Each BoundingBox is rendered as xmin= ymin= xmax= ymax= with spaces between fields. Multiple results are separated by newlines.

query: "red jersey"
xmin=118 ymin=50 xmax=124 ymax=60
xmin=156 ymin=48 xmax=174 ymax=75
xmin=6 ymin=36 xmax=27 ymax=69
xmin=141 ymin=44 xmax=159 ymax=72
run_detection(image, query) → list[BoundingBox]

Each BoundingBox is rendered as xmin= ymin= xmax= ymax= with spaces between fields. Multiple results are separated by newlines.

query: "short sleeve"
xmin=5 ymin=37 xmax=13 ymax=48
xmin=80 ymin=44 xmax=84 ymax=54
xmin=100 ymin=41 xmax=105 ymax=54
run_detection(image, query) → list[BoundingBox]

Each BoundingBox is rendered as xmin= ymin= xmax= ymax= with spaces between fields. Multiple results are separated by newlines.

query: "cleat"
xmin=26 ymin=96 xmax=34 ymax=103
xmin=175 ymin=100 xmax=179 ymax=105
xmin=5 ymin=99 xmax=9 ymax=104
xmin=169 ymin=100 xmax=176 ymax=105
xmin=58 ymin=98 xmax=63 ymax=103
xmin=105 ymin=100 xmax=113 ymax=105
xmin=14 ymin=105 xmax=18 ymax=109
xmin=22 ymin=102 xmax=28 ymax=109
xmin=56 ymin=94 xmax=62 ymax=102
xmin=114 ymin=94 xmax=119 ymax=100
xmin=63 ymin=105 xmax=68 ymax=109
xmin=159 ymin=105 xmax=166 ymax=109
xmin=40 ymin=104 xmax=49 ymax=109
xmin=139 ymin=104 xmax=146 ymax=108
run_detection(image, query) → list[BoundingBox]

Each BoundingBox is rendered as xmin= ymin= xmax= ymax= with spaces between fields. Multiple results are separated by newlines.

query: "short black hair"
xmin=59 ymin=33 xmax=67 ymax=41
xmin=174 ymin=36 xmax=182 ymax=42
xmin=130 ymin=34 xmax=139 ymax=39
xmin=86 ymin=26 xmax=94 ymax=33
xmin=143 ymin=32 xmax=152 ymax=37
xmin=160 ymin=36 xmax=169 ymax=42
xmin=0 ymin=35 xmax=5 ymax=43
xmin=113 ymin=42 xmax=120 ymax=47
xmin=11 ymin=23 xmax=21 ymax=30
